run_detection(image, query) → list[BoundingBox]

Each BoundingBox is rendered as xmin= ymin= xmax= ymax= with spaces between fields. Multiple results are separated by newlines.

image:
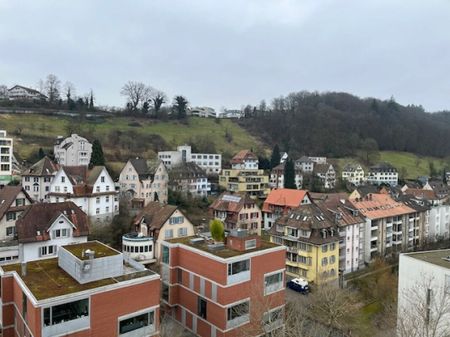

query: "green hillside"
xmin=0 ymin=114 xmax=266 ymax=172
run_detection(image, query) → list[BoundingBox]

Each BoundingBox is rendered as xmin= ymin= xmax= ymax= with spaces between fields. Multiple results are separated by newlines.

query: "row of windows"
xmin=24 ymin=176 xmax=52 ymax=182
xmin=164 ymin=227 xmax=188 ymax=238
xmin=321 ymin=242 xmax=337 ymax=252
xmin=123 ymin=244 xmax=153 ymax=253
xmin=321 ymin=255 xmax=337 ymax=266
xmin=191 ymin=154 xmax=220 ymax=160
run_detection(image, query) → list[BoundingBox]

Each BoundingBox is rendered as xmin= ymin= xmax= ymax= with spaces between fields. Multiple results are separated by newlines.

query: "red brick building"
xmin=0 ymin=241 xmax=160 ymax=337
xmin=161 ymin=230 xmax=286 ymax=337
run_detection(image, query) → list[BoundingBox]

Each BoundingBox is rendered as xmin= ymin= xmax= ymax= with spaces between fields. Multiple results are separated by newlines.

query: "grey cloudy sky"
xmin=0 ymin=0 xmax=449 ymax=111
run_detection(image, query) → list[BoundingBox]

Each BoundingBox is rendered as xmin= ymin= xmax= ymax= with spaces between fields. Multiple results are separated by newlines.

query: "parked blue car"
xmin=287 ymin=277 xmax=310 ymax=294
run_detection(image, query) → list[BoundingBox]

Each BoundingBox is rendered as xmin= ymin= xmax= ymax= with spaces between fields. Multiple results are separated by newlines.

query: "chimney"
xmin=21 ymin=262 xmax=27 ymax=277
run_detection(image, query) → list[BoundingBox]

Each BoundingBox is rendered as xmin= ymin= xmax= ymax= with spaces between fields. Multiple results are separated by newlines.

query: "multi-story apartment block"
xmin=0 ymin=186 xmax=33 ymax=262
xmin=262 ymin=189 xmax=311 ymax=230
xmin=316 ymin=194 xmax=365 ymax=274
xmin=48 ymin=166 xmax=119 ymax=224
xmin=127 ymin=202 xmax=195 ymax=263
xmin=169 ymin=162 xmax=211 ymax=197
xmin=22 ymin=156 xmax=59 ymax=201
xmin=269 ymin=203 xmax=340 ymax=285
xmin=209 ymin=192 xmax=262 ymax=235
xmin=269 ymin=163 xmax=303 ymax=190
xmin=314 ymin=163 xmax=336 ymax=189
xmin=366 ymin=162 xmax=398 ymax=186
xmin=220 ymin=150 xmax=269 ymax=198
xmin=158 ymin=145 xmax=222 ymax=174
xmin=189 ymin=107 xmax=217 ymax=118
xmin=308 ymin=156 xmax=327 ymax=165
xmin=0 ymin=130 xmax=13 ymax=185
xmin=397 ymin=250 xmax=450 ymax=336
xmin=0 ymin=241 xmax=161 ymax=337
xmin=342 ymin=163 xmax=365 ymax=186
xmin=295 ymin=156 xmax=314 ymax=173
xmin=119 ymin=158 xmax=168 ymax=208
xmin=160 ymin=230 xmax=286 ymax=337
xmin=349 ymin=192 xmax=422 ymax=263
xmin=54 ymin=134 xmax=92 ymax=166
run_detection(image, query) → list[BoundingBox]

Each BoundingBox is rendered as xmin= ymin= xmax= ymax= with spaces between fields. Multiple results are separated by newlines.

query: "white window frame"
xmin=264 ymin=269 xmax=285 ymax=295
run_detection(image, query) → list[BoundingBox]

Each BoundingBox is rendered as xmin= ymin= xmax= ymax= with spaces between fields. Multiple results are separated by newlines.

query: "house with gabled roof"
xmin=21 ymin=156 xmax=59 ymax=201
xmin=48 ymin=165 xmax=118 ymax=224
xmin=269 ymin=162 xmax=303 ymax=190
xmin=342 ymin=163 xmax=365 ymax=186
xmin=119 ymin=158 xmax=168 ymax=208
xmin=210 ymin=192 xmax=262 ymax=235
xmin=262 ymin=189 xmax=311 ymax=230
xmin=15 ymin=201 xmax=89 ymax=262
xmin=127 ymin=201 xmax=195 ymax=262
xmin=54 ymin=134 xmax=92 ymax=166
xmin=169 ymin=161 xmax=211 ymax=197
xmin=7 ymin=84 xmax=47 ymax=100
xmin=314 ymin=163 xmax=336 ymax=189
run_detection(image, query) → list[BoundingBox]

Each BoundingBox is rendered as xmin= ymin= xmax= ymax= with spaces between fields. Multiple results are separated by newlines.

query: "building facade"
xmin=169 ymin=162 xmax=211 ymax=197
xmin=209 ymin=193 xmax=262 ymax=235
xmin=54 ymin=134 xmax=92 ymax=166
xmin=269 ymin=163 xmax=303 ymax=190
xmin=21 ymin=156 xmax=59 ymax=202
xmin=158 ymin=145 xmax=222 ymax=175
xmin=366 ymin=163 xmax=398 ymax=186
xmin=7 ymin=85 xmax=47 ymax=100
xmin=119 ymin=158 xmax=168 ymax=207
xmin=0 ymin=241 xmax=161 ymax=337
xmin=314 ymin=164 xmax=336 ymax=190
xmin=160 ymin=231 xmax=286 ymax=337
xmin=342 ymin=163 xmax=365 ymax=186
xmin=269 ymin=203 xmax=340 ymax=285
xmin=48 ymin=166 xmax=119 ymax=223
xmin=262 ymin=189 xmax=311 ymax=230
xmin=0 ymin=130 xmax=13 ymax=185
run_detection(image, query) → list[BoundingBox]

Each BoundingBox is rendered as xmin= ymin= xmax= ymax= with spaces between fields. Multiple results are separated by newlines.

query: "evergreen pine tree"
xmin=284 ymin=158 xmax=296 ymax=189
xmin=270 ymin=144 xmax=281 ymax=169
xmin=38 ymin=148 xmax=45 ymax=159
xmin=90 ymin=139 xmax=105 ymax=166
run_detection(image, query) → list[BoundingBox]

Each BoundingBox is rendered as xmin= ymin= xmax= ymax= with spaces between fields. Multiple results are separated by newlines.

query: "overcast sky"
xmin=0 ymin=0 xmax=449 ymax=111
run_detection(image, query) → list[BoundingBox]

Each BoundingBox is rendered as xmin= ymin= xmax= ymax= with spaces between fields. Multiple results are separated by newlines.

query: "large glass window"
xmin=119 ymin=311 xmax=154 ymax=335
xmin=162 ymin=246 xmax=169 ymax=264
xmin=227 ymin=301 xmax=249 ymax=321
xmin=43 ymin=298 xmax=89 ymax=327
xmin=265 ymin=272 xmax=283 ymax=294
xmin=228 ymin=260 xmax=250 ymax=276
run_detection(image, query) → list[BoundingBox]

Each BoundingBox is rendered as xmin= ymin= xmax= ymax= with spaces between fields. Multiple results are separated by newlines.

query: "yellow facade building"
xmin=269 ymin=203 xmax=339 ymax=285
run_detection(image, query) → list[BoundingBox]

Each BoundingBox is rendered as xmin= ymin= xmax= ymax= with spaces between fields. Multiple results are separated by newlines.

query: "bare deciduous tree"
xmin=63 ymin=81 xmax=76 ymax=102
xmin=152 ymin=90 xmax=167 ymax=114
xmin=120 ymin=81 xmax=152 ymax=111
xmin=159 ymin=314 xmax=186 ymax=337
xmin=397 ymin=277 xmax=450 ymax=337
xmin=45 ymin=74 xmax=61 ymax=103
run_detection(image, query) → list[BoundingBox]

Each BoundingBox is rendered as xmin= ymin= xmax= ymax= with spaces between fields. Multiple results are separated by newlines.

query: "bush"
xmin=209 ymin=219 xmax=225 ymax=242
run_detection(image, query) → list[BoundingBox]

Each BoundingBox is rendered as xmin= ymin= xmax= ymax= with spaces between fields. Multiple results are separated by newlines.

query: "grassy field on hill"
xmin=0 ymin=113 xmax=266 ymax=175
xmin=334 ymin=151 xmax=450 ymax=180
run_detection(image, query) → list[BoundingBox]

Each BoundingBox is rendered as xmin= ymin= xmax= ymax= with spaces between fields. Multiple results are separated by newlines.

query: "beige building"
xmin=209 ymin=192 xmax=262 ymax=235
xmin=342 ymin=163 xmax=365 ymax=186
xmin=132 ymin=202 xmax=195 ymax=260
xmin=219 ymin=150 xmax=269 ymax=198
xmin=119 ymin=158 xmax=168 ymax=208
xmin=54 ymin=134 xmax=92 ymax=166
xmin=21 ymin=156 xmax=59 ymax=201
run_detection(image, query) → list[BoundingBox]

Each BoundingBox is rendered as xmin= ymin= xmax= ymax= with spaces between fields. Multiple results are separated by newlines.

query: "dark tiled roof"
xmin=296 ymin=156 xmax=313 ymax=164
xmin=8 ymin=85 xmax=46 ymax=96
xmin=22 ymin=156 xmax=59 ymax=176
xmin=133 ymin=202 xmax=177 ymax=231
xmin=0 ymin=186 xmax=32 ymax=220
xmin=169 ymin=162 xmax=206 ymax=180
xmin=16 ymin=201 xmax=89 ymax=243
xmin=369 ymin=162 xmax=397 ymax=173
xmin=210 ymin=192 xmax=255 ymax=213
xmin=396 ymin=195 xmax=430 ymax=212
xmin=129 ymin=158 xmax=161 ymax=181
xmin=314 ymin=163 xmax=333 ymax=175
xmin=343 ymin=163 xmax=363 ymax=172
xmin=315 ymin=193 xmax=365 ymax=227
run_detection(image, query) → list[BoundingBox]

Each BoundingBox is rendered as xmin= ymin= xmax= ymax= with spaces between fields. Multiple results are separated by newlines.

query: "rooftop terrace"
xmin=405 ymin=249 xmax=450 ymax=269
xmin=166 ymin=236 xmax=280 ymax=259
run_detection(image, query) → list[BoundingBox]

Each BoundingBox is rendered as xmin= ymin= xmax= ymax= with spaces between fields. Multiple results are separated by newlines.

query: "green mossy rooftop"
xmin=63 ymin=241 xmax=120 ymax=260
xmin=1 ymin=258 xmax=155 ymax=301
xmin=166 ymin=236 xmax=280 ymax=259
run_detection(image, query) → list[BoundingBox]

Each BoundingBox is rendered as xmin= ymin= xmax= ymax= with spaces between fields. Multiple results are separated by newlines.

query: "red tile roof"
xmin=349 ymin=193 xmax=415 ymax=219
xmin=230 ymin=150 xmax=258 ymax=164
xmin=262 ymin=189 xmax=308 ymax=213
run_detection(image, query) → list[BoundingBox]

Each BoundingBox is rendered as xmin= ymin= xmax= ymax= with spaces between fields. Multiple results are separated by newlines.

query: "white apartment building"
xmin=158 ymin=145 xmax=222 ymax=174
xmin=54 ymin=134 xmax=92 ymax=166
xmin=0 ymin=130 xmax=13 ymax=185
xmin=21 ymin=156 xmax=59 ymax=201
xmin=168 ymin=162 xmax=211 ymax=197
xmin=367 ymin=162 xmax=398 ymax=186
xmin=428 ymin=203 xmax=450 ymax=241
xmin=308 ymin=156 xmax=327 ymax=165
xmin=48 ymin=166 xmax=119 ymax=224
xmin=189 ymin=106 xmax=217 ymax=118
xmin=7 ymin=85 xmax=47 ymax=100
xmin=342 ymin=163 xmax=365 ymax=186
xmin=295 ymin=156 xmax=314 ymax=173
xmin=230 ymin=149 xmax=259 ymax=170
xmin=314 ymin=164 xmax=336 ymax=189
xmin=118 ymin=158 xmax=168 ymax=207
xmin=398 ymin=250 xmax=450 ymax=337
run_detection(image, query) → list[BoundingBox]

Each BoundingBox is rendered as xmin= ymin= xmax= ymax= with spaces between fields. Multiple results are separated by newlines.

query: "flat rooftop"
xmin=405 ymin=249 xmax=450 ymax=269
xmin=63 ymin=241 xmax=120 ymax=260
xmin=1 ymin=258 xmax=155 ymax=301
xmin=166 ymin=236 xmax=279 ymax=259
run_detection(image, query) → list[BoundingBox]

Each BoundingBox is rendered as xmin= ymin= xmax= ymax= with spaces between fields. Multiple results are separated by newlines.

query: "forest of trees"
xmin=239 ymin=91 xmax=450 ymax=158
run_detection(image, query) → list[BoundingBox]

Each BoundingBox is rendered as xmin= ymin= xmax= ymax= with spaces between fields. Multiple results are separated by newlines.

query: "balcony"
xmin=43 ymin=316 xmax=90 ymax=337
xmin=287 ymin=246 xmax=298 ymax=253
